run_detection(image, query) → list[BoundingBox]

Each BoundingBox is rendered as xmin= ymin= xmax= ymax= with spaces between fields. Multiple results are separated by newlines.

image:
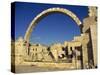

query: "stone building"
xmin=82 ymin=7 xmax=97 ymax=68
xmin=29 ymin=44 xmax=53 ymax=62
xmin=11 ymin=37 xmax=26 ymax=65
xmin=50 ymin=43 xmax=65 ymax=62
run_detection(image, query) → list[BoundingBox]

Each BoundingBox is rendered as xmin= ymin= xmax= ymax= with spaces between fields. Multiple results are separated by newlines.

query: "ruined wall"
xmin=82 ymin=6 xmax=97 ymax=68
xmin=12 ymin=7 xmax=97 ymax=70
xmin=11 ymin=37 xmax=26 ymax=65
xmin=29 ymin=44 xmax=53 ymax=62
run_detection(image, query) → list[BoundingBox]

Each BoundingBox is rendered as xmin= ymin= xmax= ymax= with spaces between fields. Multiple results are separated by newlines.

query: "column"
xmin=82 ymin=43 xmax=89 ymax=69
xmin=90 ymin=25 xmax=97 ymax=67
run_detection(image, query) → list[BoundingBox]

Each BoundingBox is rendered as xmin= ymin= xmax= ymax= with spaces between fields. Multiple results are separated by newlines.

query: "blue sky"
xmin=14 ymin=2 xmax=88 ymax=45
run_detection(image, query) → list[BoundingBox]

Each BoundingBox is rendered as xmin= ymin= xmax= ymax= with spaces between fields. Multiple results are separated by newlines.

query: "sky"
xmin=14 ymin=2 xmax=88 ymax=45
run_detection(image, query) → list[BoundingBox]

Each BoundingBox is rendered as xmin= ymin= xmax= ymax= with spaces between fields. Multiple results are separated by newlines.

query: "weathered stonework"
xmin=82 ymin=6 xmax=97 ymax=68
xmin=11 ymin=6 xmax=97 ymax=72
xmin=11 ymin=37 xmax=25 ymax=65
xmin=29 ymin=44 xmax=53 ymax=62
xmin=24 ymin=7 xmax=82 ymax=42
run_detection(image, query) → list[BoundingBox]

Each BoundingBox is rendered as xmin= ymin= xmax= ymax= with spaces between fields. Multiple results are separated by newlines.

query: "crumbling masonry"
xmin=11 ymin=7 xmax=97 ymax=70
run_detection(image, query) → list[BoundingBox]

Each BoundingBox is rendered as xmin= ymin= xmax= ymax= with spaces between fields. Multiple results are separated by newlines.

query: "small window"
xmin=70 ymin=47 xmax=72 ymax=50
xmin=36 ymin=48 xmax=37 ymax=51
xmin=23 ymin=43 xmax=26 ymax=46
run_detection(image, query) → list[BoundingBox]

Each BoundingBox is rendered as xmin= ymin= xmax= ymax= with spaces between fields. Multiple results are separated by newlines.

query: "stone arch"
xmin=24 ymin=7 xmax=82 ymax=42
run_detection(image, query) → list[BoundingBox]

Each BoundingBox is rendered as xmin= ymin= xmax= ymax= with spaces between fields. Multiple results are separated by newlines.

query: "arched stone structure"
xmin=24 ymin=7 xmax=82 ymax=42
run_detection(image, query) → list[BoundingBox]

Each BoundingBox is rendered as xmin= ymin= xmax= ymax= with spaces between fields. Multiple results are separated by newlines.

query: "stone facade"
xmin=11 ymin=37 xmax=25 ymax=65
xmin=12 ymin=37 xmax=84 ymax=69
xmin=82 ymin=7 xmax=97 ymax=68
xmin=29 ymin=44 xmax=53 ymax=62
